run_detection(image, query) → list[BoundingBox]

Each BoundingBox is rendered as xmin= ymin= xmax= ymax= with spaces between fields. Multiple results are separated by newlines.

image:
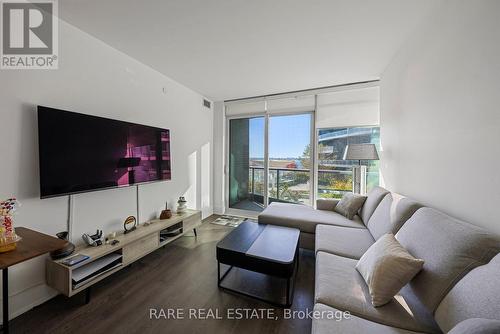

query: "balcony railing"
xmin=247 ymin=166 xmax=356 ymax=205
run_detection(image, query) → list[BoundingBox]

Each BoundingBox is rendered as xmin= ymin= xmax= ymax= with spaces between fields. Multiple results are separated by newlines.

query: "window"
xmin=317 ymin=126 xmax=380 ymax=199
xmin=268 ymin=114 xmax=312 ymax=206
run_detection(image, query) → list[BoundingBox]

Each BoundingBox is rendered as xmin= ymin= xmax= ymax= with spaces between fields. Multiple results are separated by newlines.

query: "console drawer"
xmin=123 ymin=233 xmax=158 ymax=264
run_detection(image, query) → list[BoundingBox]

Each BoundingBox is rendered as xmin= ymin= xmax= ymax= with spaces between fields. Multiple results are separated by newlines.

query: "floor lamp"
xmin=343 ymin=144 xmax=379 ymax=195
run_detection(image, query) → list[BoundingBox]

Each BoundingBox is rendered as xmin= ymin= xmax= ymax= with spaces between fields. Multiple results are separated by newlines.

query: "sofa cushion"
xmin=312 ymin=303 xmax=421 ymax=334
xmin=258 ymin=202 xmax=365 ymax=234
xmin=396 ymin=207 xmax=500 ymax=313
xmin=359 ymin=186 xmax=390 ymax=224
xmin=315 ymin=251 xmax=440 ymax=333
xmin=334 ymin=193 xmax=367 ymax=219
xmin=434 ymin=253 xmax=500 ymax=332
xmin=448 ymin=318 xmax=500 ymax=334
xmin=315 ymin=224 xmax=375 ymax=259
xmin=367 ymin=193 xmax=422 ymax=240
xmin=316 ymin=198 xmax=340 ymax=211
xmin=356 ymin=233 xmax=424 ymax=307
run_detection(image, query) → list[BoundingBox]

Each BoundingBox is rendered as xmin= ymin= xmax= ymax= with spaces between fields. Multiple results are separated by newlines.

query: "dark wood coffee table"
xmin=216 ymin=221 xmax=300 ymax=307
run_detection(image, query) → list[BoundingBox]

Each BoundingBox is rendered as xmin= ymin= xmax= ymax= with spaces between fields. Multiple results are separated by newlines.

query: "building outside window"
xmin=317 ymin=126 xmax=380 ymax=199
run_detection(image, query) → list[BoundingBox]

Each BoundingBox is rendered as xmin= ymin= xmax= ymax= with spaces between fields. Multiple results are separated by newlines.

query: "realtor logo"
xmin=1 ymin=0 xmax=58 ymax=69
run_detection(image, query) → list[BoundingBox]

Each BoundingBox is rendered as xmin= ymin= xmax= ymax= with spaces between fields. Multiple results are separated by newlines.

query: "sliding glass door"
xmin=228 ymin=116 xmax=265 ymax=212
xmin=227 ymin=113 xmax=313 ymax=214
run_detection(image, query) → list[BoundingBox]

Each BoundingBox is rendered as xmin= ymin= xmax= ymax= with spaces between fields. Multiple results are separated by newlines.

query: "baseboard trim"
xmin=213 ymin=206 xmax=225 ymax=215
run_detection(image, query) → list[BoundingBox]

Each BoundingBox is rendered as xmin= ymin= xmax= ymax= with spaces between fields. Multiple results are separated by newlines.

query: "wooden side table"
xmin=0 ymin=227 xmax=67 ymax=333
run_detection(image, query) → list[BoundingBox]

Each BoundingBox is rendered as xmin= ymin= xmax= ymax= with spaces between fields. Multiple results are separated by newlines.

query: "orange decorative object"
xmin=0 ymin=240 xmax=18 ymax=253
xmin=0 ymin=225 xmax=22 ymax=253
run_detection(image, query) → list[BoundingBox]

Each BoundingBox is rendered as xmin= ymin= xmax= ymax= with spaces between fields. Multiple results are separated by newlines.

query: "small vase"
xmin=160 ymin=209 xmax=172 ymax=219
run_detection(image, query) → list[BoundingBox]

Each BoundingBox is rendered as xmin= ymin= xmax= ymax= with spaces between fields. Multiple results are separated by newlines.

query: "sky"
xmin=249 ymin=114 xmax=311 ymax=158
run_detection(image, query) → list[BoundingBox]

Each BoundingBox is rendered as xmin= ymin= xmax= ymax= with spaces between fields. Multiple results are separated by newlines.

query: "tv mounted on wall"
xmin=37 ymin=106 xmax=171 ymax=198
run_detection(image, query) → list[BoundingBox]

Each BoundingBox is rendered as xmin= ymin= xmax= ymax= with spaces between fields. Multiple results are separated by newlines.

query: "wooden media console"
xmin=46 ymin=209 xmax=202 ymax=297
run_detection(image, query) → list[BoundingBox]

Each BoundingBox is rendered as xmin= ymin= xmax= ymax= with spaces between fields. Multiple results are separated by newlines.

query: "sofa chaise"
xmin=258 ymin=186 xmax=500 ymax=333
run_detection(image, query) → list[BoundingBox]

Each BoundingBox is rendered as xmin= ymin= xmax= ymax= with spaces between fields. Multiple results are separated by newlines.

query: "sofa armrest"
xmin=316 ymin=198 xmax=340 ymax=211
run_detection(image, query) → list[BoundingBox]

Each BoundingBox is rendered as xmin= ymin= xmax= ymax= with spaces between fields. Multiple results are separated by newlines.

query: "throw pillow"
xmin=356 ymin=233 xmax=424 ymax=307
xmin=334 ymin=193 xmax=367 ymax=219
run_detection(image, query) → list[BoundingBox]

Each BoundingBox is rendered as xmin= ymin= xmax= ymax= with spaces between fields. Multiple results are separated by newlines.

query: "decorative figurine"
xmin=82 ymin=230 xmax=104 ymax=247
xmin=123 ymin=215 xmax=137 ymax=234
xmin=177 ymin=197 xmax=187 ymax=214
xmin=160 ymin=201 xmax=172 ymax=220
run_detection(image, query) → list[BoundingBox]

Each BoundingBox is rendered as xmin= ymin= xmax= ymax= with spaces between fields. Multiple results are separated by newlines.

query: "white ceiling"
xmin=60 ymin=0 xmax=439 ymax=101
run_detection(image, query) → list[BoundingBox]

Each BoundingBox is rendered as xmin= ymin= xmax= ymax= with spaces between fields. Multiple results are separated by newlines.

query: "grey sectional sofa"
xmin=258 ymin=186 xmax=500 ymax=333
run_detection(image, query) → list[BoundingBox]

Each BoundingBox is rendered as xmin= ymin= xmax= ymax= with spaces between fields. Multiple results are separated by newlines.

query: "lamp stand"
xmin=352 ymin=164 xmax=367 ymax=195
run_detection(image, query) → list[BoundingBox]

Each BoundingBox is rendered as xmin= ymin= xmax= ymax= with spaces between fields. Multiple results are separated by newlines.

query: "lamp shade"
xmin=343 ymin=144 xmax=379 ymax=161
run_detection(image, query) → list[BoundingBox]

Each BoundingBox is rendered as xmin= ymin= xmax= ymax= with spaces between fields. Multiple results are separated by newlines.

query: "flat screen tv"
xmin=38 ymin=106 xmax=171 ymax=198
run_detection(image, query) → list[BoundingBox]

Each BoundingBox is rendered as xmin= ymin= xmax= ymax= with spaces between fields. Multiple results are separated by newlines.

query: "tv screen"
xmin=38 ymin=106 xmax=171 ymax=198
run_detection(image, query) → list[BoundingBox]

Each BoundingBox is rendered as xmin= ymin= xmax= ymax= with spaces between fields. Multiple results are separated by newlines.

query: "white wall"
xmin=380 ymin=0 xmax=500 ymax=234
xmin=0 ymin=19 xmax=213 ymax=320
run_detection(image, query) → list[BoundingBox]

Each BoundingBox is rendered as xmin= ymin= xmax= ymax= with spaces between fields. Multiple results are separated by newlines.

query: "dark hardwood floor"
xmin=11 ymin=216 xmax=315 ymax=334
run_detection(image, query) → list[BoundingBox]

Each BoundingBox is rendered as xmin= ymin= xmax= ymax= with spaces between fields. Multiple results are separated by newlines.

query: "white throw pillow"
xmin=356 ymin=233 xmax=424 ymax=307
